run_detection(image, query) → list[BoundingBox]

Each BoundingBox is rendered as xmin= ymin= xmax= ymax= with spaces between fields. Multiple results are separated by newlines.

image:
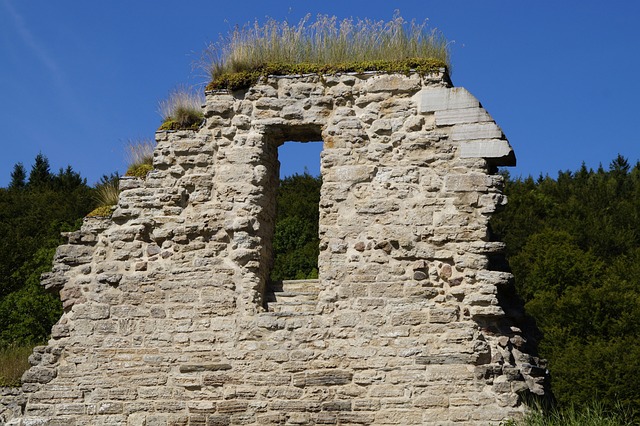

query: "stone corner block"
xmin=459 ymin=139 xmax=516 ymax=166
xmin=415 ymin=87 xmax=480 ymax=113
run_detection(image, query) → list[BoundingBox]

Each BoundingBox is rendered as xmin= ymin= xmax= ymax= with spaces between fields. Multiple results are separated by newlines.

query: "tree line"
xmin=491 ymin=155 xmax=640 ymax=411
xmin=0 ymin=154 xmax=95 ymax=347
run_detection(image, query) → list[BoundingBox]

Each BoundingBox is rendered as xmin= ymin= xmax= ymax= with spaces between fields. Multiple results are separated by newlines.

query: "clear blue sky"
xmin=1 ymin=0 xmax=639 ymax=187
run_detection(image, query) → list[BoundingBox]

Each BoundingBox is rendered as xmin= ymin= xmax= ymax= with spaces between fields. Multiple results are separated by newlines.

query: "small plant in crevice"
xmin=87 ymin=173 xmax=120 ymax=217
xmin=125 ymin=138 xmax=155 ymax=178
xmin=158 ymin=86 xmax=205 ymax=131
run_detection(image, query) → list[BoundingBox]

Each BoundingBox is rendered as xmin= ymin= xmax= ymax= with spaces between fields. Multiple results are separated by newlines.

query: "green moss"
xmin=125 ymin=163 xmax=153 ymax=178
xmin=158 ymin=117 xmax=203 ymax=131
xmin=206 ymin=58 xmax=447 ymax=91
xmin=86 ymin=205 xmax=114 ymax=218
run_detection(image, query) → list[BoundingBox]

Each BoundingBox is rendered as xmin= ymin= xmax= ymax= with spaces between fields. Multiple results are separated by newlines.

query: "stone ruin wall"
xmin=1 ymin=70 xmax=549 ymax=425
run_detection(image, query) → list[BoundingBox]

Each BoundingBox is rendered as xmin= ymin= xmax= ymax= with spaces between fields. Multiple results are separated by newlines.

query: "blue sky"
xmin=1 ymin=0 xmax=639 ymax=187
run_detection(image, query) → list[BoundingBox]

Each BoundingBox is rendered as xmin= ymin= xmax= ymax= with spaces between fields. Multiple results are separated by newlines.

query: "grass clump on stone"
xmin=205 ymin=12 xmax=450 ymax=91
xmin=125 ymin=138 xmax=155 ymax=178
xmin=87 ymin=174 xmax=120 ymax=217
xmin=158 ymin=86 xmax=204 ymax=130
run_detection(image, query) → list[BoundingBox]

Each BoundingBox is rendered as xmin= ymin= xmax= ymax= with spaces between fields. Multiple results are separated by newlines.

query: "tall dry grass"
xmin=501 ymin=400 xmax=637 ymax=426
xmin=125 ymin=139 xmax=155 ymax=169
xmin=205 ymin=12 xmax=449 ymax=81
xmin=158 ymin=86 xmax=204 ymax=130
xmin=93 ymin=175 xmax=120 ymax=207
xmin=125 ymin=138 xmax=155 ymax=178
xmin=0 ymin=344 xmax=33 ymax=387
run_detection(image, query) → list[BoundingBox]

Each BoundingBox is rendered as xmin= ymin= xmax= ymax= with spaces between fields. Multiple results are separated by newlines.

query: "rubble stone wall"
xmin=4 ymin=70 xmax=549 ymax=425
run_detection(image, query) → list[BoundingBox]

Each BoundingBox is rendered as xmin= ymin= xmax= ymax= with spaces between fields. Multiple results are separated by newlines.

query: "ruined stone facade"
xmin=2 ymin=70 xmax=549 ymax=425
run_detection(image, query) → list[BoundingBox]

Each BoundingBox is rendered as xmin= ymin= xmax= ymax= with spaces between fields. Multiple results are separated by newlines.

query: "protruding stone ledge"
xmin=415 ymin=87 xmax=480 ymax=112
xmin=459 ymin=139 xmax=516 ymax=166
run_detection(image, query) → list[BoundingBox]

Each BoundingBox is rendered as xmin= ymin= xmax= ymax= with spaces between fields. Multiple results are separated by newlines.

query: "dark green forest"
xmin=491 ymin=155 xmax=640 ymax=411
xmin=0 ymin=154 xmax=94 ymax=348
xmin=270 ymin=172 xmax=321 ymax=281
xmin=1 ymin=154 xmax=639 ymax=416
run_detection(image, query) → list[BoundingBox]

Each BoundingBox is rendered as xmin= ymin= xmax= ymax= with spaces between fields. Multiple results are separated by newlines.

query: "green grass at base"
xmin=0 ymin=344 xmax=33 ymax=387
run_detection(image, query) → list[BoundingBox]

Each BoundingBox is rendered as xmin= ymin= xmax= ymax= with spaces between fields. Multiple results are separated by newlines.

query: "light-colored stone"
xmin=4 ymin=71 xmax=548 ymax=426
xmin=459 ymin=139 xmax=516 ymax=165
xmin=451 ymin=123 xmax=503 ymax=141
xmin=435 ymin=107 xmax=492 ymax=125
xmin=415 ymin=87 xmax=480 ymax=112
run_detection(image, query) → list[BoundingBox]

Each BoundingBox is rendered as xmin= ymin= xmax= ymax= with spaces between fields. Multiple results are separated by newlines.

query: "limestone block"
xmin=459 ymin=139 xmax=516 ymax=166
xmin=54 ymin=245 xmax=94 ymax=266
xmin=435 ymin=107 xmax=492 ymax=125
xmin=293 ymin=370 xmax=353 ymax=387
xmin=451 ymin=123 xmax=503 ymax=141
xmin=415 ymin=87 xmax=480 ymax=113
xmin=444 ymin=174 xmax=492 ymax=192
xmin=363 ymin=73 xmax=421 ymax=93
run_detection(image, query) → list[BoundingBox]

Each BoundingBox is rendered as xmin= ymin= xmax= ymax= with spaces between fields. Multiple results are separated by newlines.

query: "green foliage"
xmin=491 ymin=157 xmax=640 ymax=415
xmin=0 ymin=154 xmax=94 ymax=349
xmin=204 ymin=13 xmax=449 ymax=91
xmin=270 ymin=172 xmax=321 ymax=281
xmin=125 ymin=163 xmax=153 ymax=178
xmin=86 ymin=205 xmax=114 ymax=217
xmin=27 ymin=153 xmax=52 ymax=188
xmin=9 ymin=163 xmax=26 ymax=190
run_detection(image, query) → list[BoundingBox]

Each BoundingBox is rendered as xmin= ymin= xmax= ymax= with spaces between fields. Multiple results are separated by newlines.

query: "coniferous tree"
xmin=0 ymin=153 xmax=94 ymax=347
xmin=9 ymin=163 xmax=26 ymax=190
xmin=491 ymin=156 xmax=640 ymax=414
xmin=27 ymin=153 xmax=52 ymax=188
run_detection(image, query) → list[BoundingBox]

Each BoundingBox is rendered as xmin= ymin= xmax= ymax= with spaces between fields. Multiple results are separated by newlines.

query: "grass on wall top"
xmin=204 ymin=13 xmax=450 ymax=91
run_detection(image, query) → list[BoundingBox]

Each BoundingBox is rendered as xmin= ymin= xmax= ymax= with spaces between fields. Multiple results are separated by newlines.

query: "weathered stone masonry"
xmin=2 ymin=70 xmax=549 ymax=425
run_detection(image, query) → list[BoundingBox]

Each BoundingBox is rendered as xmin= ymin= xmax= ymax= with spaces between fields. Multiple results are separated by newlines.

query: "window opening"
xmin=270 ymin=141 xmax=322 ymax=282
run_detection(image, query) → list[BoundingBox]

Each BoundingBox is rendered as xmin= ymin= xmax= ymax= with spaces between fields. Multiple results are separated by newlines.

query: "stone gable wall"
xmin=3 ymin=71 xmax=549 ymax=425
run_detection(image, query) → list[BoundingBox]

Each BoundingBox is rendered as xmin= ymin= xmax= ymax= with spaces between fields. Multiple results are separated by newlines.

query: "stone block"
xmin=178 ymin=364 xmax=231 ymax=373
xmin=269 ymin=400 xmax=321 ymax=412
xmin=459 ymin=139 xmax=516 ymax=166
xmin=434 ymin=107 xmax=492 ymax=125
xmin=415 ymin=87 xmax=480 ymax=113
xmin=337 ymin=412 xmax=375 ymax=424
xmin=97 ymin=401 xmax=123 ymax=415
xmin=444 ymin=174 xmax=492 ymax=192
xmin=429 ymin=307 xmax=459 ymax=323
xmin=364 ymin=74 xmax=421 ymax=93
xmin=293 ymin=370 xmax=353 ymax=387
xmin=374 ymin=409 xmax=424 ymax=424
xmin=205 ymin=414 xmax=231 ymax=426
xmin=451 ymin=123 xmax=503 ymax=141
xmin=216 ymin=401 xmax=248 ymax=414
